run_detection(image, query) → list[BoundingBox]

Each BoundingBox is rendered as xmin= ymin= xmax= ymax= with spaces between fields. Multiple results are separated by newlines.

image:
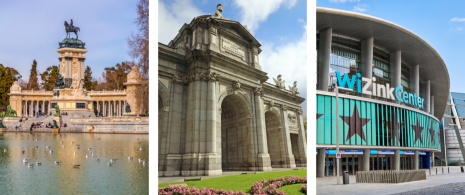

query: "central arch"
xmin=221 ymin=94 xmax=252 ymax=171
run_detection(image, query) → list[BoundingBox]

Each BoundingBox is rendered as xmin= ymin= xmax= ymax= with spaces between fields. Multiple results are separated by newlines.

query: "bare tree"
xmin=128 ymin=0 xmax=148 ymax=78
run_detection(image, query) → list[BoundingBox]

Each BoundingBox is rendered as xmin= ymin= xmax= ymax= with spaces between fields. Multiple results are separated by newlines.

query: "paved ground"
xmin=317 ymin=166 xmax=465 ymax=195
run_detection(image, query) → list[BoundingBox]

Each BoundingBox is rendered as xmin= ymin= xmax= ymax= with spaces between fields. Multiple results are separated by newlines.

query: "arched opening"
xmin=221 ymin=94 xmax=252 ymax=171
xmin=265 ymin=111 xmax=286 ymax=168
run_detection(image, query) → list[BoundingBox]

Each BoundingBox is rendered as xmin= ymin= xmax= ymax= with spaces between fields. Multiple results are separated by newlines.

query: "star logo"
xmin=385 ymin=112 xmax=403 ymax=143
xmin=411 ymin=118 xmax=424 ymax=144
xmin=429 ymin=123 xmax=435 ymax=143
xmin=340 ymin=105 xmax=371 ymax=142
xmin=316 ymin=113 xmax=323 ymax=119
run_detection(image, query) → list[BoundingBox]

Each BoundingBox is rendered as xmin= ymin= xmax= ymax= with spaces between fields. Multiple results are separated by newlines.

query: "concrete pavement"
xmin=317 ymin=166 xmax=465 ymax=195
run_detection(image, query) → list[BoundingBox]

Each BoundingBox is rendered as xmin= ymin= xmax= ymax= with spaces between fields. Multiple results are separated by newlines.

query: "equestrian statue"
xmin=64 ymin=19 xmax=80 ymax=39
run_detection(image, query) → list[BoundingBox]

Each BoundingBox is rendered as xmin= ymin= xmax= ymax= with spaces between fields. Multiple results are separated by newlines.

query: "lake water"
xmin=0 ymin=132 xmax=148 ymax=194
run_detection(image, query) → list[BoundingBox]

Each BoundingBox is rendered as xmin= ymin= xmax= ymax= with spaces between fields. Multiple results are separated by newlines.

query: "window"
xmin=76 ymin=103 xmax=86 ymax=109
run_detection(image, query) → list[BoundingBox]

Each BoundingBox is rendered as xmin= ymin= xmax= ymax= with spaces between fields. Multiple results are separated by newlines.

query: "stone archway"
xmin=265 ymin=111 xmax=286 ymax=168
xmin=221 ymin=94 xmax=252 ymax=171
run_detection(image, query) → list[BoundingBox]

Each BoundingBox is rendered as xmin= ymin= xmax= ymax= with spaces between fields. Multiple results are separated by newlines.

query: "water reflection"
xmin=0 ymin=133 xmax=148 ymax=194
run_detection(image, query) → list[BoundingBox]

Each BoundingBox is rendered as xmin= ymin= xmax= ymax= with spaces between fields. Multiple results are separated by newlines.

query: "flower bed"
xmin=300 ymin=185 xmax=306 ymax=194
xmin=250 ymin=176 xmax=307 ymax=195
xmin=159 ymin=176 xmax=307 ymax=195
xmin=158 ymin=185 xmax=246 ymax=195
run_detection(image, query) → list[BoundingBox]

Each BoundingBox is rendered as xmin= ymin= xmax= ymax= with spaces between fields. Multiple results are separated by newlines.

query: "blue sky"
xmin=159 ymin=0 xmax=308 ymax=115
xmin=317 ymin=0 xmax=465 ymax=94
xmin=0 ymin=0 xmax=139 ymax=83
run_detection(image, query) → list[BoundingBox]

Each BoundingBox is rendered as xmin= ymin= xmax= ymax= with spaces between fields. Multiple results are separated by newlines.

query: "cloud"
xmin=232 ymin=0 xmax=297 ymax=33
xmin=353 ymin=3 xmax=369 ymax=12
xmin=260 ymin=21 xmax=307 ymax=113
xmin=450 ymin=17 xmax=465 ymax=22
xmin=330 ymin=0 xmax=360 ymax=3
xmin=158 ymin=0 xmax=204 ymax=44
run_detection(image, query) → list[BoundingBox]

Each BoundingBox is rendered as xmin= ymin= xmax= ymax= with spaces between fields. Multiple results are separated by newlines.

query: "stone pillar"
xmin=411 ymin=65 xmax=420 ymax=95
xmin=29 ymin=101 xmax=33 ymax=117
xmin=206 ymin=81 xmax=216 ymax=154
xmin=390 ymin=51 xmax=401 ymax=88
xmin=296 ymin=110 xmax=307 ymax=167
xmin=425 ymin=80 xmax=431 ymax=113
xmin=394 ymin=149 xmax=400 ymax=171
xmin=42 ymin=101 xmax=45 ymax=115
xmin=103 ymin=101 xmax=106 ymax=117
xmin=413 ymin=151 xmax=419 ymax=170
xmin=317 ymin=148 xmax=326 ymax=177
xmin=362 ymin=149 xmax=370 ymax=171
xmin=282 ymin=108 xmax=296 ymax=168
xmin=254 ymin=89 xmax=272 ymax=171
xmin=318 ymin=28 xmax=332 ymax=91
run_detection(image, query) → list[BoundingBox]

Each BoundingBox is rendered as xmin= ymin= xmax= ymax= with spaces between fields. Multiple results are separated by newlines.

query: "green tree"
xmin=102 ymin=62 xmax=132 ymax=90
xmin=128 ymin=0 xmax=148 ymax=78
xmin=27 ymin=60 xmax=40 ymax=90
xmin=40 ymin=65 xmax=59 ymax=91
xmin=83 ymin=66 xmax=95 ymax=91
xmin=0 ymin=64 xmax=20 ymax=109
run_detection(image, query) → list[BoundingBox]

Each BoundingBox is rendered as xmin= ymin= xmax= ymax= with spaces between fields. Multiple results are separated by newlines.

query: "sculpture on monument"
xmin=54 ymin=105 xmax=61 ymax=117
xmin=55 ymin=74 xmax=64 ymax=89
xmin=64 ymin=19 xmax=80 ymax=39
xmin=125 ymin=103 xmax=131 ymax=113
xmin=273 ymin=75 xmax=285 ymax=89
xmin=289 ymin=81 xmax=299 ymax=95
xmin=6 ymin=105 xmax=17 ymax=117
xmin=212 ymin=4 xmax=224 ymax=19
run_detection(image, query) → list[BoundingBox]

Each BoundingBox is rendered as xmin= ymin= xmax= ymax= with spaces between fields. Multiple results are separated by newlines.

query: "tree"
xmin=0 ymin=64 xmax=20 ymax=109
xmin=128 ymin=0 xmax=148 ymax=78
xmin=40 ymin=65 xmax=59 ymax=91
xmin=27 ymin=60 xmax=40 ymax=90
xmin=83 ymin=66 xmax=95 ymax=91
xmin=101 ymin=62 xmax=132 ymax=90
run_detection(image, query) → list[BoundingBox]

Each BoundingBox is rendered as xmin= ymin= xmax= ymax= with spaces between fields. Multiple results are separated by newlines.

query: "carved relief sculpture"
xmin=212 ymin=4 xmax=224 ymax=19
xmin=254 ymin=87 xmax=264 ymax=96
xmin=288 ymin=112 xmax=297 ymax=124
xmin=232 ymin=81 xmax=241 ymax=91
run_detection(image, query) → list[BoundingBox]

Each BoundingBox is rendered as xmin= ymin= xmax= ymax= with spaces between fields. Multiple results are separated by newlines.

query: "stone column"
xmin=29 ymin=101 xmax=32 ymax=117
xmin=42 ymin=101 xmax=45 ymax=115
xmin=410 ymin=65 xmax=420 ymax=95
xmin=254 ymin=88 xmax=272 ymax=171
xmin=394 ymin=149 xmax=400 ymax=171
xmin=281 ymin=108 xmax=296 ymax=168
xmin=362 ymin=149 xmax=370 ymax=171
xmin=390 ymin=51 xmax=402 ymax=88
xmin=317 ymin=148 xmax=326 ymax=177
xmin=413 ymin=151 xmax=419 ymax=170
xmin=425 ymin=80 xmax=431 ymax=113
xmin=318 ymin=28 xmax=332 ymax=91
xmin=103 ymin=101 xmax=106 ymax=117
xmin=295 ymin=110 xmax=307 ymax=167
xmin=206 ymin=81 xmax=216 ymax=154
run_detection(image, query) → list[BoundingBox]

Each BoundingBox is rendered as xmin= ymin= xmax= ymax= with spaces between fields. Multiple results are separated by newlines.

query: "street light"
xmin=334 ymin=83 xmax=352 ymax=184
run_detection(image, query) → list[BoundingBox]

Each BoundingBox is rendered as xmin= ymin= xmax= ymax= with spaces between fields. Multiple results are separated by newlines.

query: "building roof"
xmin=317 ymin=7 xmax=450 ymax=120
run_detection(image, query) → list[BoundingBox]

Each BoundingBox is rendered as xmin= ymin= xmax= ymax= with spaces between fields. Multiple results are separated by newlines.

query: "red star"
xmin=429 ymin=123 xmax=435 ymax=143
xmin=411 ymin=118 xmax=424 ymax=144
xmin=340 ymin=105 xmax=370 ymax=142
xmin=385 ymin=112 xmax=403 ymax=143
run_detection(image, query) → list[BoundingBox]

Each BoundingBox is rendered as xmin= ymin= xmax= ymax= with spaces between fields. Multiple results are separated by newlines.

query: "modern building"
xmin=439 ymin=92 xmax=465 ymax=165
xmin=158 ymin=5 xmax=307 ymax=176
xmin=316 ymin=8 xmax=449 ymax=177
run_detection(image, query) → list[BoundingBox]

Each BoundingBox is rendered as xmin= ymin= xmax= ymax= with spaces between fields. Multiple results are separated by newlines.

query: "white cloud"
xmin=353 ymin=3 xmax=369 ymax=12
xmin=450 ymin=17 xmax=465 ymax=22
xmin=330 ymin=0 xmax=360 ymax=3
xmin=232 ymin=0 xmax=297 ymax=34
xmin=158 ymin=0 xmax=204 ymax=44
xmin=260 ymin=22 xmax=307 ymax=108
